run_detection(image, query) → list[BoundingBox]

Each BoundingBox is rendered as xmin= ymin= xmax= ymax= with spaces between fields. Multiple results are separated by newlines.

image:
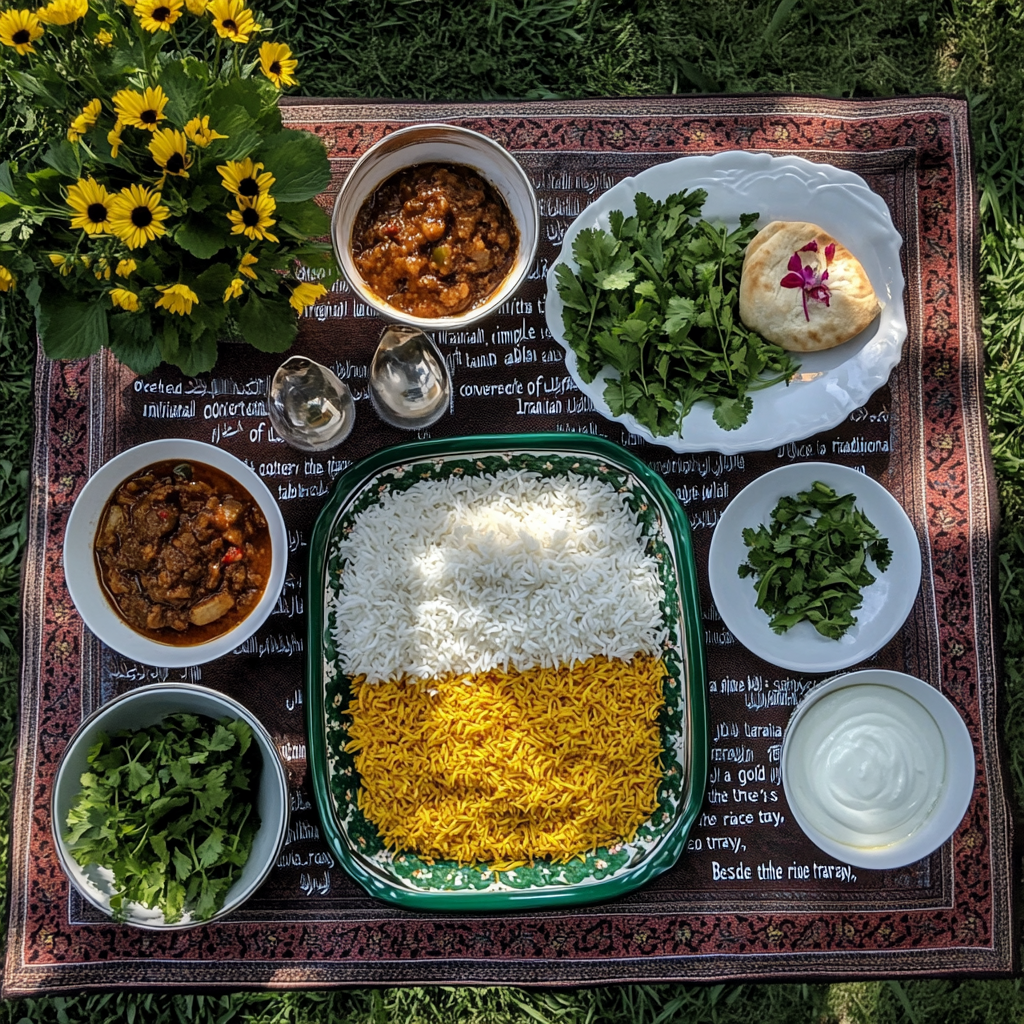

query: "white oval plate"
xmin=782 ymin=670 xmax=974 ymax=870
xmin=64 ymin=439 xmax=287 ymax=668
xmin=707 ymin=463 xmax=921 ymax=673
xmin=544 ymin=151 xmax=907 ymax=453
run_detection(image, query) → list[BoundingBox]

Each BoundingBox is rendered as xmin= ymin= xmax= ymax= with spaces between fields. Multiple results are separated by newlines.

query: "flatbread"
xmin=738 ymin=221 xmax=880 ymax=352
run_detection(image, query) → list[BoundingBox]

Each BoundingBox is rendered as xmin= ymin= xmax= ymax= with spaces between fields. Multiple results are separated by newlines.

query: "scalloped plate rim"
xmin=544 ymin=151 xmax=907 ymax=454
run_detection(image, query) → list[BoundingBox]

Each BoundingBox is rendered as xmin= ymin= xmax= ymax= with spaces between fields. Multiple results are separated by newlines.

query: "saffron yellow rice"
xmin=345 ymin=653 xmax=666 ymax=868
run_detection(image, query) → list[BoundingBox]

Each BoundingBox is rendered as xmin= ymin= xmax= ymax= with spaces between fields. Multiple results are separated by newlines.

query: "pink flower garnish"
xmin=780 ymin=241 xmax=835 ymax=320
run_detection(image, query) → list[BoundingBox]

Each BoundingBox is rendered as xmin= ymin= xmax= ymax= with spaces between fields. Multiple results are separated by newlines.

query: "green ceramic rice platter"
xmin=305 ymin=432 xmax=708 ymax=910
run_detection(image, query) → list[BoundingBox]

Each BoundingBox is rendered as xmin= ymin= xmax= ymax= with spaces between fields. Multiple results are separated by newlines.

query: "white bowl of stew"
xmin=331 ymin=123 xmax=540 ymax=328
xmin=64 ymin=439 xmax=287 ymax=668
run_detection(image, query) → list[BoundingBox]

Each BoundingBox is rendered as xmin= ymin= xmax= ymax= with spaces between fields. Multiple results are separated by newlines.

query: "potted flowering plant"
xmin=0 ymin=0 xmax=335 ymax=374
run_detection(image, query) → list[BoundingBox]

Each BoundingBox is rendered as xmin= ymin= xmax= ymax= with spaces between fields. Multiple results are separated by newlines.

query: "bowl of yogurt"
xmin=781 ymin=669 xmax=974 ymax=869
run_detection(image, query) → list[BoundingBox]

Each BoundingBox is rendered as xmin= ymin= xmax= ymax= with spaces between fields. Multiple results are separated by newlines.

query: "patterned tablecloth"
xmin=4 ymin=96 xmax=1014 ymax=995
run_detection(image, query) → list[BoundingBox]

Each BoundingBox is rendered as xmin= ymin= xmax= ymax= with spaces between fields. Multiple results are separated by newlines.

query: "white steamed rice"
xmin=332 ymin=468 xmax=668 ymax=683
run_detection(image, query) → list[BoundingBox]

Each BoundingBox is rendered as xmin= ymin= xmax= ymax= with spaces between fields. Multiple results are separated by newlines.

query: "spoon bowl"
xmin=267 ymin=356 xmax=355 ymax=452
xmin=369 ymin=326 xmax=451 ymax=430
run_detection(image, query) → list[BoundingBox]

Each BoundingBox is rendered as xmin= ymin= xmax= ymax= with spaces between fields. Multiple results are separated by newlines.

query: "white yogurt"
xmin=784 ymin=684 xmax=947 ymax=849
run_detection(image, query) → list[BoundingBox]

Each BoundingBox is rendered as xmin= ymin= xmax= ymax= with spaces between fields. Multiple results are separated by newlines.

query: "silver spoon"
xmin=267 ymin=355 xmax=355 ymax=452
xmin=369 ymin=325 xmax=451 ymax=430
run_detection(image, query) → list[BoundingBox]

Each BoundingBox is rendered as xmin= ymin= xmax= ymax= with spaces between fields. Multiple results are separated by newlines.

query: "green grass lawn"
xmin=2 ymin=1 xmax=1024 ymax=1021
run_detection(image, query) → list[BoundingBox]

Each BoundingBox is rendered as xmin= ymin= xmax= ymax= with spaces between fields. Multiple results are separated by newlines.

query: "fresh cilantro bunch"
xmin=555 ymin=188 xmax=799 ymax=436
xmin=63 ymin=712 xmax=261 ymax=923
xmin=738 ymin=481 xmax=893 ymax=640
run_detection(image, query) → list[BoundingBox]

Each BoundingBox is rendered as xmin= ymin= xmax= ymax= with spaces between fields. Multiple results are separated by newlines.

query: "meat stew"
xmin=94 ymin=460 xmax=272 ymax=645
xmin=352 ymin=163 xmax=518 ymax=318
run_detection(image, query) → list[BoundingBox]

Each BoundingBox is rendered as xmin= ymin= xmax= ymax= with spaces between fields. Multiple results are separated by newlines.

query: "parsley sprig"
xmin=555 ymin=188 xmax=799 ymax=436
xmin=63 ymin=713 xmax=261 ymax=924
xmin=738 ymin=481 xmax=893 ymax=640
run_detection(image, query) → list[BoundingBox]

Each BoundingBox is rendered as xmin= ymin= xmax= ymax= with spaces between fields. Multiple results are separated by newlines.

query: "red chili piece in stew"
xmin=352 ymin=163 xmax=518 ymax=318
xmin=94 ymin=460 xmax=271 ymax=645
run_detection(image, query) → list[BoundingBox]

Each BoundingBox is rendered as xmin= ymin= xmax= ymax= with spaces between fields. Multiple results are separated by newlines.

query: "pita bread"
xmin=739 ymin=221 xmax=880 ymax=352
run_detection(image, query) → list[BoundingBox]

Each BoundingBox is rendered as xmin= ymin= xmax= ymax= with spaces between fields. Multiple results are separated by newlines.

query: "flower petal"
xmin=787 ymin=252 xmax=804 ymax=274
xmin=779 ymin=273 xmax=805 ymax=289
xmin=799 ymin=239 xmax=819 ymax=253
xmin=824 ymin=242 xmax=835 ymax=263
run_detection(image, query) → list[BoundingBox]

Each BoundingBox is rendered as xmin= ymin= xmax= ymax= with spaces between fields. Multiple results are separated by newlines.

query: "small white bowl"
xmin=52 ymin=683 xmax=289 ymax=929
xmin=708 ymin=462 xmax=921 ymax=673
xmin=781 ymin=670 xmax=974 ymax=870
xmin=64 ymin=439 xmax=287 ymax=668
xmin=331 ymin=123 xmax=540 ymax=330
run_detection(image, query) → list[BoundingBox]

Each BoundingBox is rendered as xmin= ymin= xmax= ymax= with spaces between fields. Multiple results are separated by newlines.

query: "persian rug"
xmin=4 ymin=96 xmax=1013 ymax=994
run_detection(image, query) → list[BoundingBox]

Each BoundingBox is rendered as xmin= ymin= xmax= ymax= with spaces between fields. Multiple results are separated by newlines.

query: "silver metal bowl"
xmin=330 ymin=123 xmax=540 ymax=330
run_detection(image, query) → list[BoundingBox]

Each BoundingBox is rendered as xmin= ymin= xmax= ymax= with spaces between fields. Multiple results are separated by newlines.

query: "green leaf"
xmin=36 ymin=286 xmax=109 ymax=360
xmin=276 ymin=200 xmax=331 ymax=238
xmin=203 ymin=104 xmax=260 ymax=163
xmin=42 ymin=141 xmax=81 ymax=181
xmin=166 ymin=330 xmax=218 ymax=375
xmin=159 ymin=319 xmax=180 ymax=363
xmin=258 ymin=130 xmax=332 ymax=203
xmin=187 ymin=186 xmax=215 ymax=213
xmin=175 ymin=215 xmax=230 ymax=259
xmin=0 ymin=162 xmax=15 ymax=200
xmin=594 ymin=265 xmax=635 ymax=290
xmin=158 ymin=61 xmax=205 ymax=128
xmin=6 ymin=69 xmax=67 ymax=109
xmin=236 ymin=292 xmax=297 ymax=352
xmin=196 ymin=827 xmax=226 ymax=868
xmin=712 ymin=394 xmax=752 ymax=431
xmin=172 ymin=846 xmax=193 ymax=881
xmin=554 ymin=263 xmax=590 ymax=314
xmin=192 ymin=262 xmax=235 ymax=303
xmin=596 ymin=331 xmax=640 ymax=374
xmin=126 ymin=759 xmax=152 ymax=792
xmin=187 ymin=300 xmax=228 ymax=336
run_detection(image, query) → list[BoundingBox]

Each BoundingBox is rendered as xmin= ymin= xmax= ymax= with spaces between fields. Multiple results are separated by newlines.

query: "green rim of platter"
xmin=305 ymin=432 xmax=709 ymax=911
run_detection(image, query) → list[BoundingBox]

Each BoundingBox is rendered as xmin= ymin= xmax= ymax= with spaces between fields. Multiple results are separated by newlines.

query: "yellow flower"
xmin=93 ymin=27 xmax=113 ymax=43
xmin=155 ymin=283 xmax=198 ymax=316
xmin=0 ymin=265 xmax=15 ymax=292
xmin=109 ymin=183 xmax=171 ymax=248
xmin=217 ymin=157 xmax=274 ymax=200
xmin=288 ymin=281 xmax=326 ymax=312
xmin=227 ymin=192 xmax=278 ymax=242
xmin=67 ymin=97 xmax=101 ymax=143
xmin=93 ymin=257 xmax=112 ymax=281
xmin=110 ymin=287 xmax=140 ymax=311
xmin=0 ymin=9 xmax=44 ymax=53
xmin=112 ymin=86 xmax=168 ymax=132
xmin=207 ymin=0 xmax=258 ymax=42
xmin=184 ymin=0 xmax=205 ymax=13
xmin=134 ymin=0 xmax=181 ymax=31
xmin=237 ymin=252 xmax=258 ymax=279
xmin=223 ymin=277 xmax=244 ymax=302
xmin=78 ymin=254 xmax=92 ymax=268
xmin=116 ymin=258 xmax=137 ymax=277
xmin=35 ymin=0 xmax=86 ymax=25
xmin=149 ymin=128 xmax=192 ymax=180
xmin=66 ymin=177 xmax=113 ymax=235
xmin=108 ymin=121 xmax=124 ymax=158
xmin=183 ymin=115 xmax=227 ymax=148
xmin=48 ymin=253 xmax=74 ymax=276
xmin=258 ymin=42 xmax=298 ymax=88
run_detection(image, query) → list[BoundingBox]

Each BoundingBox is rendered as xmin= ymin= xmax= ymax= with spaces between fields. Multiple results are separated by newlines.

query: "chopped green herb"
xmin=63 ymin=712 xmax=261 ymax=924
xmin=738 ymin=480 xmax=893 ymax=640
xmin=554 ymin=188 xmax=800 ymax=437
